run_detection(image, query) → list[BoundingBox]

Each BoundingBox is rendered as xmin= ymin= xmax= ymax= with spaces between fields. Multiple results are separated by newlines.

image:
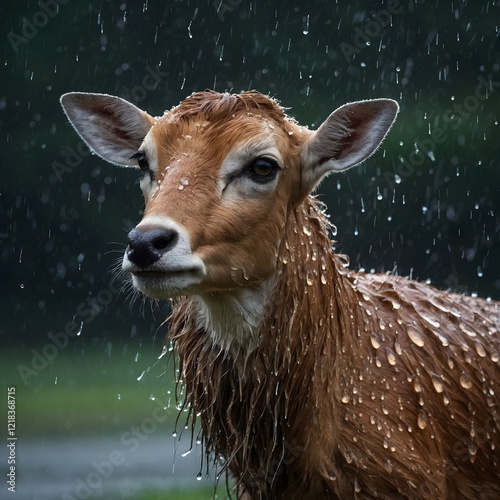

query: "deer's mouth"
xmin=126 ymin=264 xmax=206 ymax=298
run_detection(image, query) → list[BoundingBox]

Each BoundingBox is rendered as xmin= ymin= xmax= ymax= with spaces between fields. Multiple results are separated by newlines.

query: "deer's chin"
xmin=130 ymin=270 xmax=205 ymax=299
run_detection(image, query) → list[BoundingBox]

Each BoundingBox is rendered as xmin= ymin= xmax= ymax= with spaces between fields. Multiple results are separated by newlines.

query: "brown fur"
xmin=157 ymin=93 xmax=500 ymax=499
xmin=63 ymin=89 xmax=500 ymax=498
xmin=169 ymin=196 xmax=500 ymax=499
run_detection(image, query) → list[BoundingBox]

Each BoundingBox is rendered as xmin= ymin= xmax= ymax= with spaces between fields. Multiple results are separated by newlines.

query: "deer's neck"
xmin=168 ymin=196 xmax=360 ymax=495
xmin=190 ymin=280 xmax=275 ymax=356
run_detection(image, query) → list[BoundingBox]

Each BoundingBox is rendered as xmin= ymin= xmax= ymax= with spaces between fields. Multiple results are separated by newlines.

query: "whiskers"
xmin=107 ymin=246 xmax=164 ymax=320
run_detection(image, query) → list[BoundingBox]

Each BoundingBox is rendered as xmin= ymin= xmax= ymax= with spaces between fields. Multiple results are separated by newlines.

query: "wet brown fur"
xmin=156 ymin=93 xmax=500 ymax=498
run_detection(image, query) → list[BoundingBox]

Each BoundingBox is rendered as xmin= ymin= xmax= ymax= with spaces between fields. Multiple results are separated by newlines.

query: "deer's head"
xmin=61 ymin=91 xmax=398 ymax=300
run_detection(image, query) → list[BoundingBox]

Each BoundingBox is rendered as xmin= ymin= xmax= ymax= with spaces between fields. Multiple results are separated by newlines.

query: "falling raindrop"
xmin=302 ymin=15 xmax=310 ymax=35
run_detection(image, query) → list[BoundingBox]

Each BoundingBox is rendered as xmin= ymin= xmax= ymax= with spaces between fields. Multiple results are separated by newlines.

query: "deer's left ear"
xmin=300 ymin=99 xmax=399 ymax=194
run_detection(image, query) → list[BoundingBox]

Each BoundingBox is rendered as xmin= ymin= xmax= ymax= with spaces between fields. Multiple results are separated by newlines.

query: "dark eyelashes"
xmin=130 ymin=151 xmax=154 ymax=181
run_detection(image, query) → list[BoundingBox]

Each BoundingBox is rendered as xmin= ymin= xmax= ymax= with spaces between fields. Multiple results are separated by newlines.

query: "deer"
xmin=60 ymin=89 xmax=500 ymax=499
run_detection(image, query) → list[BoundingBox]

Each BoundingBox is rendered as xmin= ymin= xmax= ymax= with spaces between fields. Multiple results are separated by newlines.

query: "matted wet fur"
xmin=169 ymin=196 xmax=500 ymax=499
xmin=60 ymin=89 xmax=500 ymax=499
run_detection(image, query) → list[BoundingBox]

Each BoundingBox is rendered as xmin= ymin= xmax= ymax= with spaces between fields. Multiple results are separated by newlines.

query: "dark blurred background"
xmin=1 ymin=1 xmax=499 ymax=498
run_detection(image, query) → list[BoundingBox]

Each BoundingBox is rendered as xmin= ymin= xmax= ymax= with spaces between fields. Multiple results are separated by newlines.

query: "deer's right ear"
xmin=60 ymin=92 xmax=156 ymax=166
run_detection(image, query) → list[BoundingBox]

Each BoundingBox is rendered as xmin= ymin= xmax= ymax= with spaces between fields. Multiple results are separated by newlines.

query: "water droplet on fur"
xmin=303 ymin=225 xmax=312 ymax=236
xmin=417 ymin=410 xmax=428 ymax=429
xmin=196 ymin=473 xmax=203 ymax=480
xmin=460 ymin=373 xmax=472 ymax=389
xmin=180 ymin=176 xmax=189 ymax=186
xmin=370 ymin=333 xmax=381 ymax=349
xmin=394 ymin=341 xmax=403 ymax=355
xmin=491 ymin=352 xmax=499 ymax=362
xmin=178 ymin=184 xmax=184 ymax=191
xmin=475 ymin=341 xmax=486 ymax=357
xmin=407 ymin=326 xmax=425 ymax=347
xmin=343 ymin=449 xmax=354 ymax=464
xmin=341 ymin=390 xmax=350 ymax=403
xmin=459 ymin=323 xmax=477 ymax=337
xmin=469 ymin=442 xmax=478 ymax=463
xmin=421 ymin=314 xmax=440 ymax=329
xmin=431 ymin=374 xmax=444 ymax=393
xmin=354 ymin=477 xmax=361 ymax=493
xmin=386 ymin=349 xmax=397 ymax=365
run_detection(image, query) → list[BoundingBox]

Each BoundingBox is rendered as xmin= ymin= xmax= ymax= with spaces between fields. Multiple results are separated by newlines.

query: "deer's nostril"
xmin=126 ymin=227 xmax=178 ymax=268
xmin=153 ymin=236 xmax=173 ymax=251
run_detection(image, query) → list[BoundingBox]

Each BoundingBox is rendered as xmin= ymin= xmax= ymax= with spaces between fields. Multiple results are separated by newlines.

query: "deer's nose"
xmin=126 ymin=227 xmax=178 ymax=268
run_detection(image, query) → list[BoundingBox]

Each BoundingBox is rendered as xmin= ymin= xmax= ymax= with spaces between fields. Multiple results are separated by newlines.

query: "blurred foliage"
xmin=1 ymin=0 xmax=499 ymax=349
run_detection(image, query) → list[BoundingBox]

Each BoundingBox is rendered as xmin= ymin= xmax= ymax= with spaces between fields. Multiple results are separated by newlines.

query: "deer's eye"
xmin=131 ymin=151 xmax=149 ymax=172
xmin=247 ymin=157 xmax=280 ymax=183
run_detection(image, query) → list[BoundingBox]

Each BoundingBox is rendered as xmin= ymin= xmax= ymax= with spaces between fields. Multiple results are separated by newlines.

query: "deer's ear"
xmin=300 ymin=99 xmax=398 ymax=193
xmin=60 ymin=92 xmax=156 ymax=166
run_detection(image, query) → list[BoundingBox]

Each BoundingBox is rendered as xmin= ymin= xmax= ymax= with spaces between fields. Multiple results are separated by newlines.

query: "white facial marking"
xmin=193 ymin=278 xmax=275 ymax=355
xmin=218 ymin=135 xmax=283 ymax=198
xmin=123 ymin=216 xmax=206 ymax=298
xmin=137 ymin=133 xmax=159 ymax=200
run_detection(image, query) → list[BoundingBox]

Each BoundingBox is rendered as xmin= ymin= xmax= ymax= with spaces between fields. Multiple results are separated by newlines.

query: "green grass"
xmin=0 ymin=343 xmax=237 ymax=498
xmin=1 ymin=341 xmax=180 ymax=436
xmin=136 ymin=486 xmax=228 ymax=499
